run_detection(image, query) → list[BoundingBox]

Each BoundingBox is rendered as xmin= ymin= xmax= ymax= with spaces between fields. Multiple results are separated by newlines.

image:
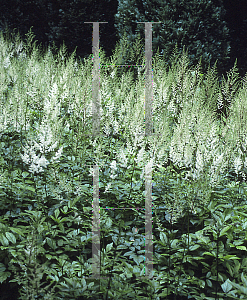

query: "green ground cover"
xmin=0 ymin=28 xmax=247 ymax=299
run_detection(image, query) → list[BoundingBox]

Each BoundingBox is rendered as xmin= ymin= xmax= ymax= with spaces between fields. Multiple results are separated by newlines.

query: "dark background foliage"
xmin=0 ymin=0 xmax=119 ymax=65
xmin=113 ymin=0 xmax=231 ymax=82
xmin=0 ymin=0 xmax=247 ymax=85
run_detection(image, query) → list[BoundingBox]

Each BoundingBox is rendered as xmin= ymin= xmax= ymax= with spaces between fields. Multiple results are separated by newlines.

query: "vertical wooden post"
xmin=84 ymin=21 xmax=161 ymax=280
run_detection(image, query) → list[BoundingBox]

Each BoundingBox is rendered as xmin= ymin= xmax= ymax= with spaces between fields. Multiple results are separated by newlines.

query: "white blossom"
xmin=135 ymin=147 xmax=146 ymax=165
xmin=104 ymin=182 xmax=112 ymax=193
xmin=21 ymin=122 xmax=63 ymax=174
xmin=234 ymin=155 xmax=242 ymax=176
xmin=118 ymin=149 xmax=128 ymax=168
xmin=110 ymin=160 xmax=117 ymax=179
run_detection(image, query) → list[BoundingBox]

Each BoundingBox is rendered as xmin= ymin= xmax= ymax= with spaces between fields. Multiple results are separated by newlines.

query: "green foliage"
xmin=1 ymin=21 xmax=247 ymax=300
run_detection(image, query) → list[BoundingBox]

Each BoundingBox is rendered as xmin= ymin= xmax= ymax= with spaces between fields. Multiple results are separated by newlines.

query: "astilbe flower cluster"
xmin=21 ymin=121 xmax=63 ymax=174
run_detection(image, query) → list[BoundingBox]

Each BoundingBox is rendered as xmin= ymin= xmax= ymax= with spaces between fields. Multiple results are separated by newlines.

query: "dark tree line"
xmin=0 ymin=0 xmax=119 ymax=64
xmin=0 ymin=0 xmax=247 ymax=83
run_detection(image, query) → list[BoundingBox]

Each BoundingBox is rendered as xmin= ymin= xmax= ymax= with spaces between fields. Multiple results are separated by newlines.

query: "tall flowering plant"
xmin=20 ymin=121 xmax=63 ymax=175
